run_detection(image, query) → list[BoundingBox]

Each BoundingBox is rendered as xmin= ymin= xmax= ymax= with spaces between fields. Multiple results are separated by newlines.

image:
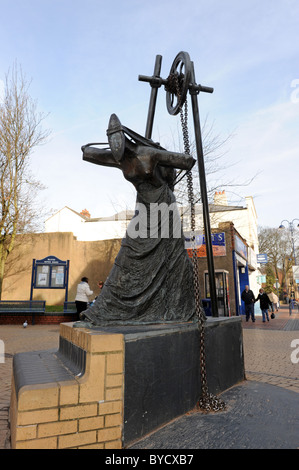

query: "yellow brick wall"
xmin=2 ymin=232 xmax=121 ymax=305
xmin=10 ymin=323 xmax=125 ymax=449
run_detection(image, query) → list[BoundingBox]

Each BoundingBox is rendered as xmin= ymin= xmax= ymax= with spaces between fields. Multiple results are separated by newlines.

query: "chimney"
xmin=80 ymin=209 xmax=91 ymax=218
xmin=214 ymin=190 xmax=228 ymax=206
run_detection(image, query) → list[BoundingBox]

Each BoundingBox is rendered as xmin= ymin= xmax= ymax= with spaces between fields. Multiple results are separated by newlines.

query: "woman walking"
xmin=256 ymin=288 xmax=272 ymax=322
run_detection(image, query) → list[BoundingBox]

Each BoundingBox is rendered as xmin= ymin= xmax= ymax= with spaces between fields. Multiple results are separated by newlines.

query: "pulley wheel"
xmin=166 ymin=51 xmax=191 ymax=115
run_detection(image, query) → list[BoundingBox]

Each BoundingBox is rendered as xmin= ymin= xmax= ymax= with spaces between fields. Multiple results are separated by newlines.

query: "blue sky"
xmin=0 ymin=0 xmax=299 ymax=230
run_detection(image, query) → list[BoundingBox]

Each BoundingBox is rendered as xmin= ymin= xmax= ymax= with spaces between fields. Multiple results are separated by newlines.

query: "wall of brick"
xmin=2 ymin=232 xmax=121 ymax=305
xmin=10 ymin=323 xmax=125 ymax=449
xmin=0 ymin=314 xmax=78 ymax=325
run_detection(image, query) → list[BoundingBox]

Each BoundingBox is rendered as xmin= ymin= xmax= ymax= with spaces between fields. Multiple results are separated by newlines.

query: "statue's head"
xmin=106 ymin=114 xmax=125 ymax=162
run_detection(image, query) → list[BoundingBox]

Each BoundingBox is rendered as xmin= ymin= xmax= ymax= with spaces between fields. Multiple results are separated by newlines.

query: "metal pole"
xmin=65 ymin=260 xmax=69 ymax=303
xmin=30 ymin=259 xmax=35 ymax=325
xmin=289 ymin=222 xmax=297 ymax=265
xmin=30 ymin=259 xmax=35 ymax=303
xmin=189 ymin=62 xmax=219 ymax=317
xmin=143 ymin=55 xmax=162 ymax=140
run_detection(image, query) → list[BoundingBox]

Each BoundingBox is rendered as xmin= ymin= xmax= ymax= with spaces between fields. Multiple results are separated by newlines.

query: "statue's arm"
xmin=139 ymin=147 xmax=196 ymax=171
xmin=159 ymin=150 xmax=196 ymax=170
xmin=82 ymin=146 xmax=121 ymax=169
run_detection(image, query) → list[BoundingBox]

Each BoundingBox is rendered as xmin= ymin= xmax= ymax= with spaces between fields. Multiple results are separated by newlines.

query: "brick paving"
xmin=0 ymin=306 xmax=298 ymax=449
xmin=241 ymin=303 xmax=298 ymax=331
xmin=241 ymin=307 xmax=299 ymax=393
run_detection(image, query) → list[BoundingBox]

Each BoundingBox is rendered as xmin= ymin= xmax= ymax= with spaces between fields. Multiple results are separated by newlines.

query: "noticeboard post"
xmin=30 ymin=256 xmax=70 ymax=303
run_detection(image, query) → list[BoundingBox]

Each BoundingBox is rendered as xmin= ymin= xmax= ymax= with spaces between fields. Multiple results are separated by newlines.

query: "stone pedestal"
xmin=10 ymin=317 xmax=244 ymax=449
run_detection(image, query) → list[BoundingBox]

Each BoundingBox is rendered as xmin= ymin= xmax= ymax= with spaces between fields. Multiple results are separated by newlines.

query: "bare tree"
xmin=171 ymin=115 xmax=256 ymax=209
xmin=0 ymin=63 xmax=50 ymax=298
xmin=258 ymin=226 xmax=293 ymax=294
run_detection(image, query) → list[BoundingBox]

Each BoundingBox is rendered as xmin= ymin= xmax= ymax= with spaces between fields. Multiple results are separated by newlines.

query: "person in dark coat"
xmin=241 ymin=285 xmax=255 ymax=322
xmin=255 ymin=288 xmax=272 ymax=322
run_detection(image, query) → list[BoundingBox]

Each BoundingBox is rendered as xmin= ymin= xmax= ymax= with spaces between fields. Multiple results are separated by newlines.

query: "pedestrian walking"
xmin=289 ymin=297 xmax=295 ymax=316
xmin=255 ymin=288 xmax=272 ymax=322
xmin=241 ymin=285 xmax=255 ymax=322
xmin=268 ymin=291 xmax=278 ymax=313
xmin=75 ymin=277 xmax=93 ymax=319
xmin=272 ymin=292 xmax=279 ymax=312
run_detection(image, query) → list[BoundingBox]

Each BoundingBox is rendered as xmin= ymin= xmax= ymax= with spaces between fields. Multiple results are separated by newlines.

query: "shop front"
xmin=185 ymin=226 xmax=232 ymax=316
xmin=232 ymin=234 xmax=249 ymax=316
xmin=185 ymin=222 xmax=254 ymax=317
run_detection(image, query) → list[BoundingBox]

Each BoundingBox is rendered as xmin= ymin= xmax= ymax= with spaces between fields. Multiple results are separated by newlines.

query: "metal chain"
xmin=164 ymin=186 xmax=171 ymax=320
xmin=169 ymin=72 xmax=226 ymax=413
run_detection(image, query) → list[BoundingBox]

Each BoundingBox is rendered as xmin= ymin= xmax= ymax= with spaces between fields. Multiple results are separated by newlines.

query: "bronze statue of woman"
xmin=74 ymin=114 xmax=197 ymax=327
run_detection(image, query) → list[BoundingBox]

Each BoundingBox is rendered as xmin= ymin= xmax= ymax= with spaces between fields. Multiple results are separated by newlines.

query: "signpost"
xmin=292 ymin=266 xmax=299 ymax=294
xmin=257 ymin=275 xmax=266 ymax=284
xmin=257 ymin=253 xmax=268 ymax=264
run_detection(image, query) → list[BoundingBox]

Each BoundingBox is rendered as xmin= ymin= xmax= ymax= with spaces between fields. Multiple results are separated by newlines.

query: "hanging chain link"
xmin=168 ymin=72 xmax=226 ymax=413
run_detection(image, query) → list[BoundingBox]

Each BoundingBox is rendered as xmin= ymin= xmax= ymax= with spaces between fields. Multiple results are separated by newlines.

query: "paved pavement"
xmin=131 ymin=307 xmax=299 ymax=450
xmin=0 ymin=305 xmax=298 ymax=449
xmin=241 ymin=306 xmax=299 ymax=393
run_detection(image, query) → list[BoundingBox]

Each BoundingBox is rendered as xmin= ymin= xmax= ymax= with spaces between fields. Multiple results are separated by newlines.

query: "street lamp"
xmin=279 ymin=219 xmax=299 ymax=265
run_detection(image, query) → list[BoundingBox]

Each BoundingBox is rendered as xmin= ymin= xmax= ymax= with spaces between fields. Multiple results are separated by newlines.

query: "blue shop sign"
xmin=234 ymin=235 xmax=247 ymax=260
xmin=257 ymin=253 xmax=268 ymax=264
xmin=185 ymin=232 xmax=225 ymax=246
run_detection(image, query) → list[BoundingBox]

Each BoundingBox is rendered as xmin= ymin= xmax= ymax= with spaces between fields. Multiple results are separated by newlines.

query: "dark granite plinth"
xmin=99 ymin=316 xmax=244 ymax=446
xmin=12 ymin=316 xmax=244 ymax=448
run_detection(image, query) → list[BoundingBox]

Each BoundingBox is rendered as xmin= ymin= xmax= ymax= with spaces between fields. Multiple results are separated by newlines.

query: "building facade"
xmin=45 ymin=207 xmax=133 ymax=241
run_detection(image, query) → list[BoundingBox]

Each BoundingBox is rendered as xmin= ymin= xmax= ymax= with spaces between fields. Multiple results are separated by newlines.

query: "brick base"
xmin=10 ymin=323 xmax=124 ymax=449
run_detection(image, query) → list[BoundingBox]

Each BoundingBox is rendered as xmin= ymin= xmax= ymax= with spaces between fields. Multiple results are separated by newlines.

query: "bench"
xmin=63 ymin=301 xmax=77 ymax=313
xmin=0 ymin=300 xmax=46 ymax=325
xmin=10 ymin=323 xmax=124 ymax=449
xmin=13 ymin=337 xmax=86 ymax=397
xmin=0 ymin=300 xmax=45 ymax=313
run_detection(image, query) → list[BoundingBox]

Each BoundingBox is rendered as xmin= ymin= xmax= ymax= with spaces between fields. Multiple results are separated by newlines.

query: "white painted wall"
xmin=45 ymin=207 xmax=131 ymax=241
